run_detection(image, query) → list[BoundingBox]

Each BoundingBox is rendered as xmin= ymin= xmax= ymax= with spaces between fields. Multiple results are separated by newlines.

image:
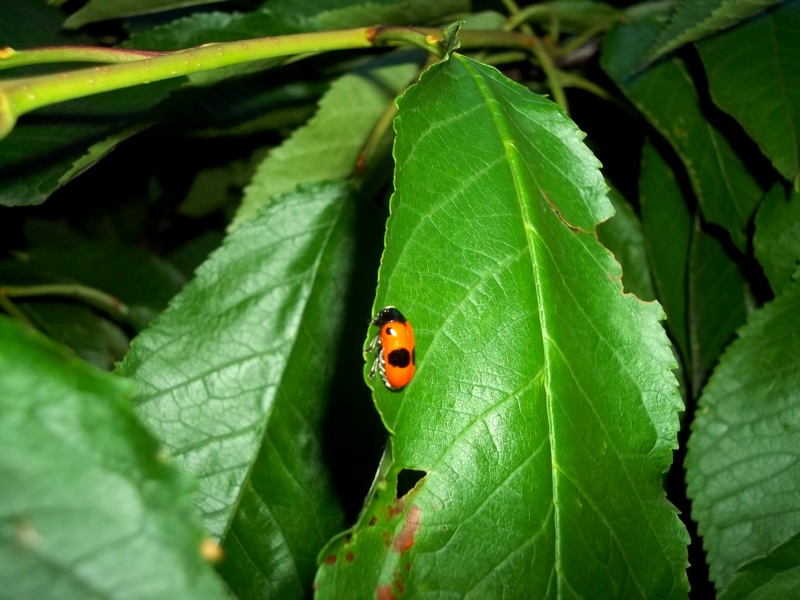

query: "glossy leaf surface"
xmin=118 ymin=182 xmax=354 ymax=597
xmin=601 ymin=19 xmax=762 ymax=250
xmin=0 ymin=317 xmax=226 ymax=599
xmin=697 ymin=1 xmax=800 ymax=184
xmin=686 ymin=281 xmax=800 ymax=589
xmin=315 ymin=55 xmax=687 ymax=598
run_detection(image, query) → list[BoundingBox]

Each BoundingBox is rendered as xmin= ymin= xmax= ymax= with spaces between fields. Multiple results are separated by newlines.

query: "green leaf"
xmin=601 ymin=19 xmax=763 ymax=251
xmin=597 ymin=186 xmax=657 ymax=302
xmin=686 ymin=281 xmax=800 ymax=589
xmin=315 ymin=55 xmax=688 ymax=598
xmin=754 ymin=184 xmax=800 ymax=295
xmin=0 ymin=316 xmax=227 ymax=599
xmin=643 ymin=0 xmax=783 ymax=65
xmin=639 ymin=140 xmax=692 ymax=365
xmin=697 ymin=1 xmax=800 ymax=184
xmin=720 ymin=533 xmax=800 ymax=599
xmin=231 ymin=62 xmax=418 ymax=229
xmin=65 ymin=0 xmax=228 ymax=29
xmin=118 ymin=182 xmax=354 ymax=597
xmin=687 ymin=216 xmax=751 ymax=396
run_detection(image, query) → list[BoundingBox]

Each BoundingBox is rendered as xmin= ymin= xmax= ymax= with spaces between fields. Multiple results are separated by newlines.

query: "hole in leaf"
xmin=396 ymin=468 xmax=426 ymax=498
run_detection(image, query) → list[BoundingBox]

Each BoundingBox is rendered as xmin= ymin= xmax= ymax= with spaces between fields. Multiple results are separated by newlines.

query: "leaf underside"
xmin=118 ymin=182 xmax=355 ymax=597
xmin=686 ymin=282 xmax=800 ymax=590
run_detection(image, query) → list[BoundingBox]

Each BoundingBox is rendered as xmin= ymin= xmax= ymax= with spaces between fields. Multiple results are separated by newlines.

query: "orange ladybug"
xmin=365 ymin=306 xmax=416 ymax=390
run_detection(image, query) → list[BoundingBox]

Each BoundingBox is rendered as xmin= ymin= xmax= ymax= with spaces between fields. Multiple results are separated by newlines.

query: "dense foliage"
xmin=1 ymin=1 xmax=798 ymax=597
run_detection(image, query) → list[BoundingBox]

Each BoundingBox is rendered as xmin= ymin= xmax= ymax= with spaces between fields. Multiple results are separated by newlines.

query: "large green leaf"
xmin=686 ymin=280 xmax=800 ymax=590
xmin=639 ymin=140 xmax=692 ymax=366
xmin=601 ymin=19 xmax=763 ymax=251
xmin=642 ymin=0 xmax=782 ymax=65
xmin=697 ymin=1 xmax=800 ymax=185
xmin=232 ymin=61 xmax=418 ymax=229
xmin=0 ymin=316 xmax=226 ymax=599
xmin=315 ymin=55 xmax=687 ymax=597
xmin=754 ymin=184 xmax=800 ymax=295
xmin=117 ymin=182 xmax=354 ymax=597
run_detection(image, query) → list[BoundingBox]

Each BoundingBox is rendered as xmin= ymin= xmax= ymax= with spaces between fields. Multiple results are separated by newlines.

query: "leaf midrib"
xmin=458 ymin=54 xmax=564 ymax=591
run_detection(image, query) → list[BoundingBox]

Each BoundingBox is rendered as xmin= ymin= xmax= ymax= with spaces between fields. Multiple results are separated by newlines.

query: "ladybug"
xmin=365 ymin=306 xmax=416 ymax=391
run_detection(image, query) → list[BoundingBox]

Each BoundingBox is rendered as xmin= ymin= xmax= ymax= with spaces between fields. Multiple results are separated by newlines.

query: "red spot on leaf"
xmin=387 ymin=498 xmax=405 ymax=518
xmin=406 ymin=562 xmax=412 ymax=571
xmin=376 ymin=584 xmax=396 ymax=600
xmin=325 ymin=555 xmax=336 ymax=565
xmin=394 ymin=505 xmax=421 ymax=553
xmin=346 ymin=552 xmax=354 ymax=562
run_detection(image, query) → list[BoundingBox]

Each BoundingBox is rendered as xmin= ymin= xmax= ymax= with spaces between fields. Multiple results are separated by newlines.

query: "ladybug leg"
xmin=364 ymin=333 xmax=380 ymax=355
xmin=369 ymin=353 xmax=380 ymax=378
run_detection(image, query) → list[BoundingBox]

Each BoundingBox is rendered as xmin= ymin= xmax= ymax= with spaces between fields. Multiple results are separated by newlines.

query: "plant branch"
xmin=1 ymin=284 xmax=132 ymax=324
xmin=500 ymin=0 xmax=569 ymax=112
xmin=0 ymin=45 xmax=164 ymax=71
xmin=0 ymin=26 xmax=539 ymax=141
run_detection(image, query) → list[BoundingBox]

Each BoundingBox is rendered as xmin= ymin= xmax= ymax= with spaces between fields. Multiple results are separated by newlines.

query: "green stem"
xmin=1 ymin=284 xmax=131 ymax=323
xmin=0 ymin=26 xmax=539 ymax=140
xmin=558 ymin=71 xmax=614 ymax=103
xmin=500 ymin=0 xmax=568 ymax=112
xmin=0 ymin=45 xmax=164 ymax=71
xmin=1 ymin=29 xmax=374 ymax=124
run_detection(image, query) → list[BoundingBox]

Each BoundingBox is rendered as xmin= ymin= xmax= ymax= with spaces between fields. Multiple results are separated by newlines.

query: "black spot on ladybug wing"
xmin=387 ymin=348 xmax=412 ymax=368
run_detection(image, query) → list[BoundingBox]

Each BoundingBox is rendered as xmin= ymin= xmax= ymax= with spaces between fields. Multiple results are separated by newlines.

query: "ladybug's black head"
xmin=373 ymin=306 xmax=406 ymax=326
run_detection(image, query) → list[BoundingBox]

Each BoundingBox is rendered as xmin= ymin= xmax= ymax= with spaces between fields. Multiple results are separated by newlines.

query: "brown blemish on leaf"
xmin=394 ymin=505 xmax=421 ymax=553
xmin=387 ymin=498 xmax=405 ymax=519
xmin=541 ymin=190 xmax=586 ymax=233
xmin=376 ymin=584 xmax=396 ymax=600
xmin=382 ymin=530 xmax=392 ymax=548
xmin=369 ymin=515 xmax=378 ymax=526
xmin=325 ymin=554 xmax=337 ymax=565
xmin=346 ymin=552 xmax=354 ymax=562
xmin=406 ymin=562 xmax=412 ymax=571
